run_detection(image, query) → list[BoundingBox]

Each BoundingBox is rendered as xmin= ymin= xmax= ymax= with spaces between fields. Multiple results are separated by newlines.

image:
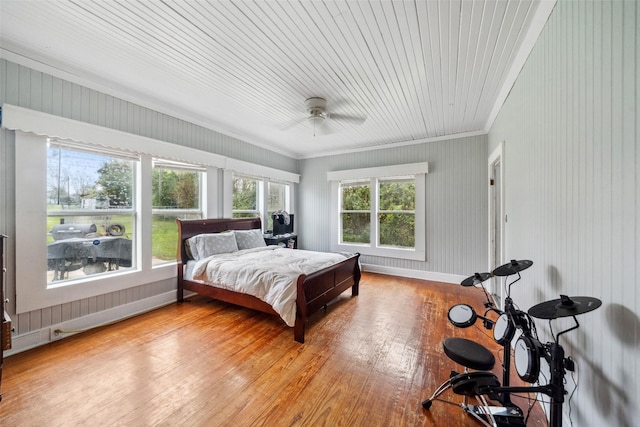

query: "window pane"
xmin=152 ymin=213 xmax=201 ymax=265
xmin=151 ymin=162 xmax=203 ymax=265
xmin=379 ymin=213 xmax=415 ymax=247
xmin=341 ymin=182 xmax=370 ymax=210
xmin=47 ymin=144 xmax=136 ymax=284
xmin=47 ymin=215 xmax=134 ymax=283
xmin=232 ymin=212 xmax=260 ymax=218
xmin=267 ymin=182 xmax=286 ymax=211
xmin=233 ymin=176 xmax=258 ymax=211
xmin=47 ymin=144 xmax=134 ymax=209
xmin=267 ymin=182 xmax=289 ymax=231
xmin=341 ymin=213 xmax=370 ymax=244
xmin=153 ymin=168 xmax=200 ymax=209
xmin=379 ymin=179 xmax=415 ymax=211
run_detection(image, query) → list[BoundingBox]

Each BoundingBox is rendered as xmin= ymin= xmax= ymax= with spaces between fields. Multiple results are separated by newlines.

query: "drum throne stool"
xmin=422 ymin=337 xmax=510 ymax=427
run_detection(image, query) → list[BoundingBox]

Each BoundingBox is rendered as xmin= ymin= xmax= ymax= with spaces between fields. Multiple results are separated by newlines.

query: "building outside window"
xmin=46 ymin=142 xmax=136 ymax=284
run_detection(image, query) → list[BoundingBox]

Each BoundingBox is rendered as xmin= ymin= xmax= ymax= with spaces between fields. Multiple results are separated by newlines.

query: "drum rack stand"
xmin=425 ymin=263 xmax=597 ymax=427
xmin=464 ymin=296 xmax=529 ymax=427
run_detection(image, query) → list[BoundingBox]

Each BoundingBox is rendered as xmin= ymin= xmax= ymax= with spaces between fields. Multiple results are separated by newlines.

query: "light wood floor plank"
xmin=0 ymin=273 xmax=547 ymax=426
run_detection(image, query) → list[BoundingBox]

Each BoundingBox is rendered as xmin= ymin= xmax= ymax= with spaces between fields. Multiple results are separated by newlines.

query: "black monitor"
xmin=272 ymin=213 xmax=294 ymax=235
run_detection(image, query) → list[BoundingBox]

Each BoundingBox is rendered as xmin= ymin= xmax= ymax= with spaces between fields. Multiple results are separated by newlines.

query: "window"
xmin=46 ymin=142 xmax=136 ymax=284
xmin=378 ymin=177 xmax=415 ymax=248
xmin=232 ymin=174 xmax=261 ymax=218
xmin=339 ymin=177 xmax=415 ymax=248
xmin=329 ymin=163 xmax=427 ymax=260
xmin=6 ymin=104 xmax=298 ymax=314
xmin=340 ymin=180 xmax=371 ymax=244
xmin=266 ymin=181 xmax=290 ymax=231
xmin=151 ymin=159 xmax=204 ymax=265
xmin=232 ymin=173 xmax=291 ymax=231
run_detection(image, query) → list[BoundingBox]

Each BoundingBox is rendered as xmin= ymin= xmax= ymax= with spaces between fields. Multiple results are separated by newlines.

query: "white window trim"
xmin=228 ymin=172 xmax=294 ymax=230
xmin=2 ymin=103 xmax=298 ymax=313
xmin=328 ymin=163 xmax=428 ymax=261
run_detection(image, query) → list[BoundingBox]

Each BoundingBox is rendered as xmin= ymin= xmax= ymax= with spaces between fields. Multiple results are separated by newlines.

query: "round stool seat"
xmin=443 ymin=337 xmax=495 ymax=371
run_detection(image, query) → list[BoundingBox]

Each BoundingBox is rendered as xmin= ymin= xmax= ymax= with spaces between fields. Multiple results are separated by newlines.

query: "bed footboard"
xmin=176 ymin=217 xmax=361 ymax=343
xmin=294 ymin=253 xmax=361 ymax=343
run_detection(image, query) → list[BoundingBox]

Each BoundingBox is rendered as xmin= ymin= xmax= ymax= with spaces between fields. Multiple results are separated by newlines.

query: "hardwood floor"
xmin=0 ymin=273 xmax=547 ymax=426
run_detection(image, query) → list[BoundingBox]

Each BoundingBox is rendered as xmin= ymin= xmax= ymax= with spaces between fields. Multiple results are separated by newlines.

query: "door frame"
xmin=488 ymin=142 xmax=505 ymax=307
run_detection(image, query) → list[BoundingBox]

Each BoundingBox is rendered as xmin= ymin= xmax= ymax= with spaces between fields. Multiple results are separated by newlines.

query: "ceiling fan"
xmin=282 ymin=97 xmax=367 ymax=136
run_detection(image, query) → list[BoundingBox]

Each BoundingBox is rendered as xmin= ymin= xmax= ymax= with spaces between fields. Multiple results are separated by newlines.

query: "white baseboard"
xmin=5 ymin=290 xmax=177 ymax=356
xmin=361 ymin=263 xmax=467 ymax=285
xmin=5 ymin=267 xmax=464 ymax=355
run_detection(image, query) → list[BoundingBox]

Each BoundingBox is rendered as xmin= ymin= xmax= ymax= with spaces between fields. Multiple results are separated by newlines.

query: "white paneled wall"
xmin=0 ymin=59 xmax=297 ymax=341
xmin=489 ymin=1 xmax=639 ymax=425
xmin=299 ymin=134 xmax=488 ymax=277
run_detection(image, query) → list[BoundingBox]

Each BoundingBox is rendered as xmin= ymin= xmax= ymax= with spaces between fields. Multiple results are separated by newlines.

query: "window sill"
xmin=333 ymin=243 xmax=425 ymax=261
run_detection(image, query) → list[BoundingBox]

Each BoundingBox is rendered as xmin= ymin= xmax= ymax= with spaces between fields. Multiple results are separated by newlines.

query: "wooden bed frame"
xmin=176 ymin=218 xmax=361 ymax=343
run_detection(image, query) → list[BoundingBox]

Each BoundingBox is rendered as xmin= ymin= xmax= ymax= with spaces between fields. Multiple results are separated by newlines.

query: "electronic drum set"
xmin=422 ymin=259 xmax=601 ymax=427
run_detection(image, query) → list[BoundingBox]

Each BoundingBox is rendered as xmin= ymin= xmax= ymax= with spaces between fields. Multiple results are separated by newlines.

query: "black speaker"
xmin=272 ymin=213 xmax=294 ymax=235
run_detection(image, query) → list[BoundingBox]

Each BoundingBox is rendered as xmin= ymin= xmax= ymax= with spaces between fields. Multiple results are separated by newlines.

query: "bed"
xmin=176 ymin=217 xmax=361 ymax=343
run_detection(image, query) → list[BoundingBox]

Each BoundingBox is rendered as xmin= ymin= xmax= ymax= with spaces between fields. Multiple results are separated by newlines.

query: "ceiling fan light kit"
xmin=280 ymin=96 xmax=366 ymax=136
xmin=306 ymin=97 xmax=327 ymax=136
xmin=305 ymin=97 xmax=328 ymax=114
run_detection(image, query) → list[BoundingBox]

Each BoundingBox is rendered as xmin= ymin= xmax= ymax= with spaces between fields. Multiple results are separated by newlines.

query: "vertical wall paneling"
xmin=488 ymin=0 xmax=638 ymax=425
xmin=299 ymin=134 xmax=488 ymax=277
xmin=0 ymin=58 xmax=297 ymax=346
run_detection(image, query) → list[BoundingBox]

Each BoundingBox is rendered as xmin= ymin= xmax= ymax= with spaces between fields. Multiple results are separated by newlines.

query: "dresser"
xmin=0 ymin=234 xmax=11 ymax=401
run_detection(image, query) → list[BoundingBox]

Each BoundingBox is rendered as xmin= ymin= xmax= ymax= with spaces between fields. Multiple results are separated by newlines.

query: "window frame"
xmin=329 ymin=163 xmax=427 ymax=261
xmin=45 ymin=141 xmax=139 ymax=284
xmin=231 ymin=173 xmax=262 ymax=218
xmin=231 ymin=172 xmax=292 ymax=232
xmin=151 ymin=158 xmax=205 ymax=266
xmin=4 ymin=104 xmax=299 ymax=314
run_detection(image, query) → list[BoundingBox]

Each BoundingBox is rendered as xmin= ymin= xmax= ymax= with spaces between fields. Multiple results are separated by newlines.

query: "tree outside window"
xmin=379 ymin=178 xmax=415 ymax=247
xmin=339 ymin=176 xmax=417 ymax=249
xmin=46 ymin=143 xmax=135 ymax=284
xmin=340 ymin=181 xmax=371 ymax=244
xmin=151 ymin=161 xmax=203 ymax=265
xmin=232 ymin=175 xmax=259 ymax=218
xmin=232 ymin=174 xmax=291 ymax=231
xmin=267 ymin=181 xmax=289 ymax=231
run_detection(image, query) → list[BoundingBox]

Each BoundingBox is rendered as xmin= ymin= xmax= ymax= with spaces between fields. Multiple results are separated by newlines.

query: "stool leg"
xmin=422 ymin=378 xmax=452 ymax=409
xmin=422 ymin=370 xmax=459 ymax=410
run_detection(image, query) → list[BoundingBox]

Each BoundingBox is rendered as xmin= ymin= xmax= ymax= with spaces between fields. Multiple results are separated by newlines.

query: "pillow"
xmin=234 ymin=228 xmax=267 ymax=250
xmin=186 ymin=231 xmax=238 ymax=260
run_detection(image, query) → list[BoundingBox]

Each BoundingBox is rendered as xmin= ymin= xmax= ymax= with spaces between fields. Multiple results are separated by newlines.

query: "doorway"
xmin=488 ymin=143 xmax=505 ymax=307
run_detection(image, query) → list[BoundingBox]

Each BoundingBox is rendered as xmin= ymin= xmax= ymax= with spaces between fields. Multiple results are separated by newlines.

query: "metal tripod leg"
xmin=422 ymin=370 xmax=458 ymax=410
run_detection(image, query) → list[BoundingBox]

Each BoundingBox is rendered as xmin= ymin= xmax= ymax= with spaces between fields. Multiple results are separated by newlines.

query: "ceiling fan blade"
xmin=279 ymin=116 xmax=308 ymax=131
xmin=328 ymin=113 xmax=367 ymax=126
xmin=314 ymin=120 xmax=334 ymax=136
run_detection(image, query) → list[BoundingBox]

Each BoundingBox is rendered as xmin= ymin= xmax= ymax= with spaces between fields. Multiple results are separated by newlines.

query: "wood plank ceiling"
xmin=0 ymin=1 xmax=554 ymax=159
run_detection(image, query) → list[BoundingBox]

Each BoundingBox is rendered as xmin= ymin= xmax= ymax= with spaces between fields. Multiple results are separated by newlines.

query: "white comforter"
xmin=190 ymin=246 xmax=349 ymax=327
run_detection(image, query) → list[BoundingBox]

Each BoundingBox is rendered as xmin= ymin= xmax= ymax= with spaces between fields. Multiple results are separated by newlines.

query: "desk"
xmin=264 ymin=234 xmax=297 ymax=249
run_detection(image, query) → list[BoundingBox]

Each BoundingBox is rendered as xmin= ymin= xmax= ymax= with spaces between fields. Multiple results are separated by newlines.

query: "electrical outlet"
xmin=49 ymin=327 xmax=63 ymax=341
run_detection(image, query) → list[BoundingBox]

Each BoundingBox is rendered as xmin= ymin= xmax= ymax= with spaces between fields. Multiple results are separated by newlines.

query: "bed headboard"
xmin=176 ymin=217 xmax=262 ymax=263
